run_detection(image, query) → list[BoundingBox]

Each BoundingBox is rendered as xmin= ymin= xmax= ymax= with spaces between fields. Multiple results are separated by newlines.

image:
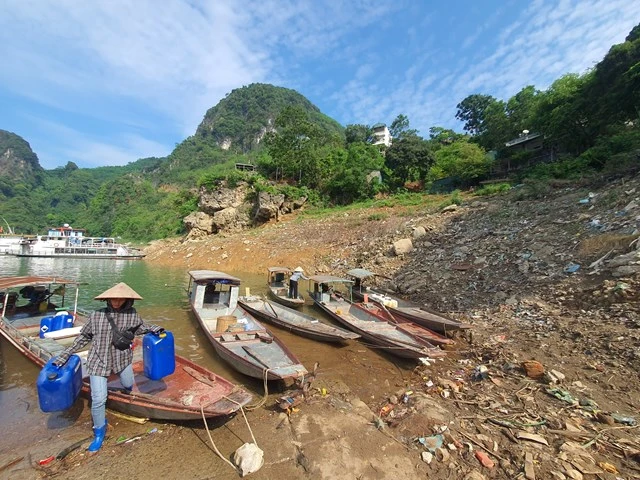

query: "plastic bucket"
xmin=216 ymin=315 xmax=238 ymax=333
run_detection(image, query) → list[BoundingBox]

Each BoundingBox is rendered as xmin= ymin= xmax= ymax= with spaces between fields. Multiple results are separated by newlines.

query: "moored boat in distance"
xmin=239 ymin=296 xmax=360 ymax=344
xmin=0 ymin=276 xmax=252 ymax=421
xmin=13 ymin=224 xmax=145 ymax=260
xmin=266 ymin=267 xmax=305 ymax=308
xmin=307 ymin=275 xmax=445 ymax=359
xmin=347 ymin=268 xmax=471 ymax=335
xmin=187 ymin=270 xmax=308 ymax=381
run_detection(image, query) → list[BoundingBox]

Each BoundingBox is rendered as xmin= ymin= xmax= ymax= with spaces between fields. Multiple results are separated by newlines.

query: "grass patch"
xmin=438 ymin=190 xmax=462 ymax=209
xmin=579 ymin=234 xmax=639 ymax=257
xmin=367 ymin=213 xmax=388 ymax=221
xmin=474 ymin=183 xmax=511 ymax=196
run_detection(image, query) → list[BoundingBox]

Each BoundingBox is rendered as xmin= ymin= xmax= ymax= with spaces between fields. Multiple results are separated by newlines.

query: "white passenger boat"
xmin=13 ymin=224 xmax=145 ymax=260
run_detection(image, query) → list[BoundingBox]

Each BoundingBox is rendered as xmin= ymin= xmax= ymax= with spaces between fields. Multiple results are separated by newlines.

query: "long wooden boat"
xmin=347 ymin=268 xmax=471 ymax=334
xmin=0 ymin=276 xmax=252 ymax=421
xmin=188 ymin=271 xmax=308 ymax=381
xmin=266 ymin=267 xmax=305 ymax=309
xmin=307 ymin=276 xmax=445 ymax=359
xmin=238 ymin=296 xmax=360 ymax=344
xmin=352 ymin=301 xmax=454 ymax=347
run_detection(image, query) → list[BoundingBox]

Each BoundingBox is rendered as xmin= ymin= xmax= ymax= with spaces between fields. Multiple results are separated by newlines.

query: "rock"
xmin=522 ymin=360 xmax=545 ymax=379
xmin=412 ymin=226 xmax=427 ymax=239
xmin=212 ymin=207 xmax=239 ymax=233
xmin=608 ymin=251 xmax=640 ymax=268
xmin=612 ymin=265 xmax=640 ymax=277
xmin=393 ymin=238 xmax=413 ymax=256
xmin=254 ymin=191 xmax=285 ymax=222
xmin=442 ymin=204 xmax=459 ymax=213
xmin=183 ymin=211 xmax=215 ymax=238
xmin=198 ymin=183 xmax=248 ymax=214
xmin=550 ymin=369 xmax=566 ymax=381
xmin=421 ymin=451 xmax=433 ymax=464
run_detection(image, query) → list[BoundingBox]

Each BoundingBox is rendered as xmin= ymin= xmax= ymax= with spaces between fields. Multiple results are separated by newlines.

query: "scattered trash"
xmin=474 ymin=451 xmax=494 ymax=469
xmin=546 ymin=388 xmax=578 ymax=405
xmin=37 ymin=456 xmax=55 ymax=466
xmin=563 ymin=262 xmax=581 ymax=274
xmin=417 ymin=434 xmax=444 ymax=453
xmin=516 ymin=431 xmax=549 ymax=446
xmin=472 ymin=365 xmax=489 ymax=381
xmin=611 ymin=414 xmax=637 ymax=426
xmin=380 ymin=404 xmax=394 ymax=417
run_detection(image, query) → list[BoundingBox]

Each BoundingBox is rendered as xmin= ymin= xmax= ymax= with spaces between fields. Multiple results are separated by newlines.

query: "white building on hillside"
xmin=371 ymin=123 xmax=392 ymax=147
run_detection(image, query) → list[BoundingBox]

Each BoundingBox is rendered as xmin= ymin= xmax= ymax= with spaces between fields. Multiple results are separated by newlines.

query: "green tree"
xmin=345 ymin=124 xmax=374 ymax=145
xmin=428 ymin=140 xmax=491 ymax=183
xmin=384 ymin=135 xmax=434 ymax=189
xmin=389 ymin=114 xmax=418 ymax=140
xmin=455 ymin=94 xmax=496 ymax=136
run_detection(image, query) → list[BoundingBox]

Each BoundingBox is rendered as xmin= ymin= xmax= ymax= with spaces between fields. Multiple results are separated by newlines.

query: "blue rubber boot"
xmin=87 ymin=421 xmax=107 ymax=452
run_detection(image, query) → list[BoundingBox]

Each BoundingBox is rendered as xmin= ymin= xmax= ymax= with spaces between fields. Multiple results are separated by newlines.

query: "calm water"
xmin=0 ymin=256 xmax=410 ymax=456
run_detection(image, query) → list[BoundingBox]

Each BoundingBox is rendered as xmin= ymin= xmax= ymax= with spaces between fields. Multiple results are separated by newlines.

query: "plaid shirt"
xmin=58 ymin=306 xmax=161 ymax=377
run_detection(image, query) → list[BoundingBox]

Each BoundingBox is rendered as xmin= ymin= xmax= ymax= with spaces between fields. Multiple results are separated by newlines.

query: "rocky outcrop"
xmin=254 ymin=191 xmax=285 ymax=222
xmin=198 ymin=183 xmax=249 ymax=214
xmin=184 ymin=180 xmax=308 ymax=239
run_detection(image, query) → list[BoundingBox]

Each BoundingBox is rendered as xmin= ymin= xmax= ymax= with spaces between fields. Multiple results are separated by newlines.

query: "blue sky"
xmin=1 ymin=0 xmax=638 ymax=169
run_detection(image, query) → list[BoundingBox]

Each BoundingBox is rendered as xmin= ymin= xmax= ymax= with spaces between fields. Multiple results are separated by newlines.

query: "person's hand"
xmin=152 ymin=328 xmax=165 ymax=336
xmin=52 ymin=358 xmax=66 ymax=368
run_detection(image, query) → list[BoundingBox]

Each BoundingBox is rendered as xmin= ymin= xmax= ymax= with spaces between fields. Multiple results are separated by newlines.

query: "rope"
xmin=200 ymin=379 xmax=265 ymax=473
xmin=245 ymin=367 xmax=272 ymax=411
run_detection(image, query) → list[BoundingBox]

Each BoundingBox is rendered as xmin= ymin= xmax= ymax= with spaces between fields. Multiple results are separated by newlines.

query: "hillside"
xmin=0 ymin=129 xmax=43 ymax=189
xmin=195 ymin=83 xmax=344 ymax=153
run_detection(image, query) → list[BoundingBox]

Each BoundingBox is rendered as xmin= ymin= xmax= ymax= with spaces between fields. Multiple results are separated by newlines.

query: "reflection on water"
xmin=0 ymin=256 xmax=411 ymax=452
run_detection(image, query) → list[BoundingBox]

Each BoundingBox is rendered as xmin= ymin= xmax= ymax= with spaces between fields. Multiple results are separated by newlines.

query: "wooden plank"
xmin=242 ymin=344 xmax=290 ymax=369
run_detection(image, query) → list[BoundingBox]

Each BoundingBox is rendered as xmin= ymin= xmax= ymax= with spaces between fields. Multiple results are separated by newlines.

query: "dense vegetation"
xmin=0 ymin=25 xmax=638 ymax=241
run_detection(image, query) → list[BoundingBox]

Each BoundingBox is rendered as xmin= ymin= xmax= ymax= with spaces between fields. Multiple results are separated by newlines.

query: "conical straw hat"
xmin=94 ymin=282 xmax=143 ymax=300
xmin=293 ymin=266 xmax=304 ymax=272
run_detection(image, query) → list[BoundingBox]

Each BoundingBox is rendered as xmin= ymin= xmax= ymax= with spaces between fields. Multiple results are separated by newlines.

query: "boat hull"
xmin=267 ymin=286 xmax=305 ymax=309
xmin=310 ymin=296 xmax=443 ymax=359
xmin=239 ymin=298 xmax=359 ymax=343
xmin=352 ymin=289 xmax=470 ymax=334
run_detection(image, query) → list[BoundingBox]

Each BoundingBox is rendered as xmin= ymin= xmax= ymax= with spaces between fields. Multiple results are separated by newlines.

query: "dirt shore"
xmin=4 ymin=180 xmax=640 ymax=479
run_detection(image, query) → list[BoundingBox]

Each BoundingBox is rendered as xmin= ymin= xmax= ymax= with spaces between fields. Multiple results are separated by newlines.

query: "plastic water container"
xmin=143 ymin=331 xmax=175 ymax=381
xmin=53 ymin=313 xmax=74 ymax=330
xmin=39 ymin=316 xmax=55 ymax=338
xmin=37 ymin=355 xmax=83 ymax=412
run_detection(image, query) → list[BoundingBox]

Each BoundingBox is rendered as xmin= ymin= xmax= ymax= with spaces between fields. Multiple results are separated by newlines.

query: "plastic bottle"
xmin=37 ymin=355 xmax=82 ymax=412
xmin=143 ymin=331 xmax=175 ymax=381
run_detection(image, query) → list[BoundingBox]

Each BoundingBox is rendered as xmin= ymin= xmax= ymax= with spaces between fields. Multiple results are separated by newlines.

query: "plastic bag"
xmin=233 ymin=442 xmax=264 ymax=476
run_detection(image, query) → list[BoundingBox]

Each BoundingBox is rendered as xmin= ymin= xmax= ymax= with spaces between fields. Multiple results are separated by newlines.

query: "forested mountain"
xmin=196 ymin=83 xmax=344 ymax=153
xmin=0 ymin=129 xmax=44 ymax=191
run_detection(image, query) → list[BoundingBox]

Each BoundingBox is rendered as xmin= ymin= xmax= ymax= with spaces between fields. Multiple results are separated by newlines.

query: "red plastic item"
xmin=475 ymin=451 xmax=495 ymax=468
xmin=38 ymin=455 xmax=55 ymax=466
xmin=379 ymin=404 xmax=395 ymax=417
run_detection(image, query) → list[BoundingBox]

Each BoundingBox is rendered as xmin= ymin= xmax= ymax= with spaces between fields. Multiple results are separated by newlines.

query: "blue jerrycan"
xmin=39 ymin=316 xmax=55 ymax=338
xmin=37 ymin=355 xmax=83 ymax=412
xmin=143 ymin=331 xmax=175 ymax=381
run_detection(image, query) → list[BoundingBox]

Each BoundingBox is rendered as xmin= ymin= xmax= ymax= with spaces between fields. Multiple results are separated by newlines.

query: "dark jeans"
xmin=289 ymin=280 xmax=298 ymax=299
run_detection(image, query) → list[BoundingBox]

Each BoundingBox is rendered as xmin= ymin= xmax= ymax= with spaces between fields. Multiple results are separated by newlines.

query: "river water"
xmin=0 ymin=256 xmax=411 ymax=458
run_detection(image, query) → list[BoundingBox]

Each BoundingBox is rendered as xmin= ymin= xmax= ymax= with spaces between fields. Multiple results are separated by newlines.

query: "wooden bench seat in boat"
xmin=242 ymin=344 xmax=291 ymax=369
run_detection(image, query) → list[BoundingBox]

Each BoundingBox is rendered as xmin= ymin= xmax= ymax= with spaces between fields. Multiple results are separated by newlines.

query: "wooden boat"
xmin=0 ymin=276 xmax=252 ymax=421
xmin=188 ymin=271 xmax=308 ymax=381
xmin=266 ymin=267 xmax=305 ymax=309
xmin=238 ymin=296 xmax=360 ymax=344
xmin=347 ymin=268 xmax=472 ymax=334
xmin=307 ymin=276 xmax=445 ymax=359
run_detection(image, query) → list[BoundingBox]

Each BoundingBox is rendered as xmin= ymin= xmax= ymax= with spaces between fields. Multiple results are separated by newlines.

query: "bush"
xmin=439 ymin=189 xmax=462 ymax=209
xmin=474 ymin=183 xmax=511 ymax=196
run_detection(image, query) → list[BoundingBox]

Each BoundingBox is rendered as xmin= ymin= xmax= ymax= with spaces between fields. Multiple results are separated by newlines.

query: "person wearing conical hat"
xmin=288 ymin=267 xmax=307 ymax=299
xmin=53 ymin=282 xmax=164 ymax=453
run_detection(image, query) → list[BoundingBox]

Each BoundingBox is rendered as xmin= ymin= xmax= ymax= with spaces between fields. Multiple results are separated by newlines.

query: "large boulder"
xmin=198 ymin=182 xmax=248 ymax=215
xmin=254 ymin=191 xmax=285 ymax=222
xmin=393 ymin=238 xmax=413 ymax=256
xmin=212 ymin=207 xmax=241 ymax=233
xmin=183 ymin=212 xmax=214 ymax=239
